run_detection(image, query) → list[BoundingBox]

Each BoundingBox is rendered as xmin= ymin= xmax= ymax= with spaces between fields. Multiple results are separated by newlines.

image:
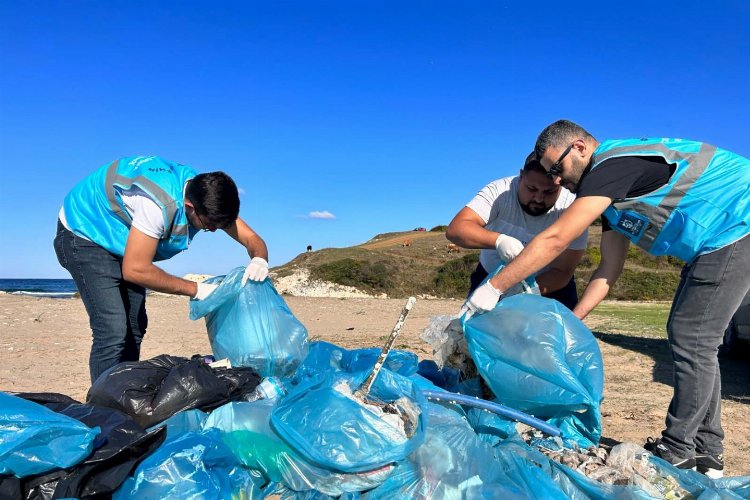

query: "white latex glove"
xmin=495 ymin=234 xmax=524 ymax=263
xmin=194 ymin=282 xmax=219 ymax=300
xmin=459 ymin=281 xmax=502 ymax=321
xmin=242 ymin=257 xmax=269 ymax=285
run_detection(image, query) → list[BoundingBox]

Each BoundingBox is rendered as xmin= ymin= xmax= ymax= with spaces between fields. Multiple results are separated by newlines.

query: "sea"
xmin=0 ymin=279 xmax=78 ymax=299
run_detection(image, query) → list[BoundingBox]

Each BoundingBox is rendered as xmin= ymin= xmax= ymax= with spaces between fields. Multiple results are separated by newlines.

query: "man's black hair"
xmin=521 ymin=151 xmax=548 ymax=175
xmin=185 ymin=171 xmax=240 ymax=229
xmin=534 ymin=119 xmax=594 ymax=157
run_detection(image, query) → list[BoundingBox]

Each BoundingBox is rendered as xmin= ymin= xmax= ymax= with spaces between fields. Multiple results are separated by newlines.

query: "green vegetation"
xmin=432 ymin=253 xmax=479 ymax=298
xmin=430 ymin=225 xmax=449 ymax=232
xmin=588 ymin=302 xmax=670 ymax=338
xmin=311 ymin=258 xmax=394 ymax=294
xmin=275 ymin=225 xmax=685 ymax=300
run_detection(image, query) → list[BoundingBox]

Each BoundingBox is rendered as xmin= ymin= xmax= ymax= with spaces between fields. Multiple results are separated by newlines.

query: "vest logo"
xmin=616 ymin=213 xmax=647 ymax=237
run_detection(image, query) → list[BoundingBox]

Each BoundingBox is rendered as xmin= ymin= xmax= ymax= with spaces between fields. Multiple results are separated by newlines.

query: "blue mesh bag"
xmin=0 ymin=392 xmax=99 ymax=478
xmin=463 ymin=294 xmax=604 ymax=447
xmin=189 ymin=267 xmax=308 ymax=377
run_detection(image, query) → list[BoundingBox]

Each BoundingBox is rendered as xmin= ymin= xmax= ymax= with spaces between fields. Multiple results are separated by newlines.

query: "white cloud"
xmin=238 ymin=187 xmax=246 ymax=195
xmin=309 ymin=211 xmax=336 ymax=219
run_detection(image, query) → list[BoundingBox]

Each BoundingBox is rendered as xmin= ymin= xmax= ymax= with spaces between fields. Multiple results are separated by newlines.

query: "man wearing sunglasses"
xmin=54 ymin=156 xmax=269 ymax=382
xmin=464 ymin=120 xmax=750 ymax=478
xmin=446 ymin=153 xmax=587 ymax=310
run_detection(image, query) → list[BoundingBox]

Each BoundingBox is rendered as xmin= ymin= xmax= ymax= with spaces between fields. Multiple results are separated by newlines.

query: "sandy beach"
xmin=1 ymin=293 xmax=749 ymax=477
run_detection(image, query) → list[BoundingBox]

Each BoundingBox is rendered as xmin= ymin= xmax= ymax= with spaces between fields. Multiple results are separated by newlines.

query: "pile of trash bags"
xmin=2 ymin=268 xmax=750 ymax=499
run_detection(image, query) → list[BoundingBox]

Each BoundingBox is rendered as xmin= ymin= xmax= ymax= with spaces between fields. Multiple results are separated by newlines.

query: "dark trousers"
xmin=468 ymin=263 xmax=579 ymax=311
xmin=53 ymin=220 xmax=147 ymax=383
xmin=662 ymin=234 xmax=750 ymax=457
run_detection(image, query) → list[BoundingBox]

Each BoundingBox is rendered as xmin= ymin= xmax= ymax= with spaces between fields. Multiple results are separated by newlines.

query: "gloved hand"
xmin=459 ymin=281 xmax=502 ymax=321
xmin=495 ymin=234 xmax=524 ymax=263
xmin=194 ymin=282 xmax=219 ymax=300
xmin=242 ymin=257 xmax=269 ymax=285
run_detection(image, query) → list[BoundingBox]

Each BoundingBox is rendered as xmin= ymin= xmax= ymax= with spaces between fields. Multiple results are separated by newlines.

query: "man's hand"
xmin=242 ymin=257 xmax=269 ymax=285
xmin=459 ymin=281 xmax=502 ymax=320
xmin=495 ymin=234 xmax=524 ymax=263
xmin=194 ymin=282 xmax=219 ymax=300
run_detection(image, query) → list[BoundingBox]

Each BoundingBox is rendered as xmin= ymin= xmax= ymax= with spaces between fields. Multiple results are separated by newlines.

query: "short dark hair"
xmin=534 ymin=120 xmax=594 ymax=157
xmin=521 ymin=151 xmax=547 ymax=175
xmin=185 ymin=171 xmax=239 ymax=229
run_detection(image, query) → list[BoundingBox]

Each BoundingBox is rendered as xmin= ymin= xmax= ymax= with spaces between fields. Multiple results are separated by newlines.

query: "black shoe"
xmin=644 ymin=437 xmax=696 ymax=470
xmin=695 ymin=452 xmax=724 ymax=479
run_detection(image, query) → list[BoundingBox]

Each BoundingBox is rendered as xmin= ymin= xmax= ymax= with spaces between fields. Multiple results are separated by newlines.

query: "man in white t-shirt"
xmin=446 ymin=153 xmax=587 ymax=309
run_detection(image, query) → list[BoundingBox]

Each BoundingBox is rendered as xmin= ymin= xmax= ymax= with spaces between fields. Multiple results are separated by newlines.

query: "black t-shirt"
xmin=576 ymin=156 xmax=673 ymax=230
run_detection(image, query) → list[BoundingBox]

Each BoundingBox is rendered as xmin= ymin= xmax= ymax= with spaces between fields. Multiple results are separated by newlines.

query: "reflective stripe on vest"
xmin=592 ymin=142 xmax=716 ymax=253
xmin=103 ymin=160 xmax=189 ymax=240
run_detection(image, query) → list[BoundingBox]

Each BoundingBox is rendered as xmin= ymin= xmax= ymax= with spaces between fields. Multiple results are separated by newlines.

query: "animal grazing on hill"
xmin=306 ymin=245 xmax=312 ymax=252
xmin=446 ymin=243 xmax=460 ymax=254
xmin=402 ymin=239 xmax=412 ymax=247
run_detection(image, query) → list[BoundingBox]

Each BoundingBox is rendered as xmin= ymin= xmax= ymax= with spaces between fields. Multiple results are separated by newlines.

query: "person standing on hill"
xmin=54 ymin=156 xmax=270 ymax=383
xmin=464 ymin=119 xmax=750 ymax=478
xmin=446 ymin=153 xmax=587 ymax=310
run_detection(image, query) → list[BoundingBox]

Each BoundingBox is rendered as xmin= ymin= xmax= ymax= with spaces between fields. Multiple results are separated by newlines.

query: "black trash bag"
xmin=0 ymin=393 xmax=166 ymax=500
xmin=86 ymin=354 xmax=261 ymax=427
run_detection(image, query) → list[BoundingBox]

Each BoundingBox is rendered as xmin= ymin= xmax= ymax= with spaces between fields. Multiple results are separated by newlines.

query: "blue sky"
xmin=1 ymin=1 xmax=749 ymax=278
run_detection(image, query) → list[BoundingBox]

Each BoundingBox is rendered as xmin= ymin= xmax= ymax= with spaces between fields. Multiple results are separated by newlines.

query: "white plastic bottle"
xmin=244 ymin=376 xmax=287 ymax=402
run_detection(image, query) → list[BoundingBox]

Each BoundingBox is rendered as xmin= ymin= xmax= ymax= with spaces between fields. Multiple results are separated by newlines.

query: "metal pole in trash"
xmin=355 ymin=296 xmax=417 ymax=400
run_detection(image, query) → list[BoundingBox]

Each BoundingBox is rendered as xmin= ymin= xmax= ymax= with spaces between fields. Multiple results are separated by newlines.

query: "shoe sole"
xmin=697 ymin=467 xmax=724 ymax=479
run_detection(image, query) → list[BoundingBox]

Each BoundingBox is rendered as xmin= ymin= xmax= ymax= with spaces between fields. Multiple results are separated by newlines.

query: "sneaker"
xmin=695 ymin=452 xmax=724 ymax=479
xmin=644 ymin=437 xmax=696 ymax=470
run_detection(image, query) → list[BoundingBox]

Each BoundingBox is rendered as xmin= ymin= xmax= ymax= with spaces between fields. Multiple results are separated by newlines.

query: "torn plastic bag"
xmin=293 ymin=341 xmax=417 ymax=383
xmin=206 ymin=401 xmax=394 ymax=497
xmin=463 ymin=294 xmax=604 ymax=447
xmin=189 ymin=267 xmax=308 ymax=377
xmin=112 ymin=428 xmax=264 ymax=500
xmin=4 ymin=392 xmax=165 ymax=500
xmin=362 ymin=401 xmax=566 ymax=500
xmin=86 ymin=354 xmax=261 ymax=427
xmin=271 ymin=369 xmax=425 ymax=473
xmin=0 ymin=392 xmax=98 ymax=478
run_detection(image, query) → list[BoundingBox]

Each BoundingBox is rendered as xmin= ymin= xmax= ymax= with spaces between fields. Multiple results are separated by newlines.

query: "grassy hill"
xmin=272 ymin=223 xmax=684 ymax=300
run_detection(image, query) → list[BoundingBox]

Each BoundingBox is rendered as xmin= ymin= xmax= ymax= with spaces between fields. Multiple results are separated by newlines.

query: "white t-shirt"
xmin=59 ymin=185 xmax=166 ymax=239
xmin=466 ymin=176 xmax=588 ymax=273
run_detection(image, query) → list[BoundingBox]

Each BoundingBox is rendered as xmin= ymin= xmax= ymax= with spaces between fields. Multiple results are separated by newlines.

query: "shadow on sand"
xmin=591 ymin=331 xmax=750 ymax=404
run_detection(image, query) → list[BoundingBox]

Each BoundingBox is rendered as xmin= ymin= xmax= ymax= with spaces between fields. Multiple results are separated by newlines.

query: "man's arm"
xmin=487 ymin=196 xmax=612 ymax=293
xmin=223 ymin=217 xmax=269 ymax=260
xmin=122 ymin=227 xmax=199 ymax=296
xmin=536 ymin=248 xmax=585 ymax=294
xmin=572 ymin=230 xmax=629 ymax=319
xmin=446 ymin=207 xmax=497 ymax=248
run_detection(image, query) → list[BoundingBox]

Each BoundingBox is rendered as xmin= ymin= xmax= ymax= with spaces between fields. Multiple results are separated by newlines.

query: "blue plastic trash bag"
xmin=189 ymin=267 xmax=308 ymax=377
xmin=113 ymin=428 xmax=263 ymax=500
xmin=293 ymin=341 xmax=417 ymax=383
xmin=271 ymin=369 xmax=425 ymax=473
xmin=205 ymin=401 xmax=394 ymax=496
xmin=0 ymin=392 xmax=99 ymax=478
xmin=363 ymin=401 xmax=565 ymax=499
xmin=463 ymin=294 xmax=604 ymax=447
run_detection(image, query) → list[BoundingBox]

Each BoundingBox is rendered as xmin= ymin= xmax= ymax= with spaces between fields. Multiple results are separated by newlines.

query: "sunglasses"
xmin=547 ymin=143 xmax=574 ymax=179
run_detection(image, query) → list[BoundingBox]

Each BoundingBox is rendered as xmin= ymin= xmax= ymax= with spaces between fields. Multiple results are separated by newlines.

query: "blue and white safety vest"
xmin=591 ymin=138 xmax=750 ymax=262
xmin=63 ymin=156 xmax=198 ymax=261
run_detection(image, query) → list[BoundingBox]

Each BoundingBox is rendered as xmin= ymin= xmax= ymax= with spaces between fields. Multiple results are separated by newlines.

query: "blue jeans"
xmin=663 ymin=233 xmax=750 ymax=458
xmin=53 ymin=220 xmax=147 ymax=383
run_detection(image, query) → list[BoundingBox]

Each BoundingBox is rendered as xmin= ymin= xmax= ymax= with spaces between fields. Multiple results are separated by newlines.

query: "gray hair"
xmin=534 ymin=120 xmax=594 ymax=157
